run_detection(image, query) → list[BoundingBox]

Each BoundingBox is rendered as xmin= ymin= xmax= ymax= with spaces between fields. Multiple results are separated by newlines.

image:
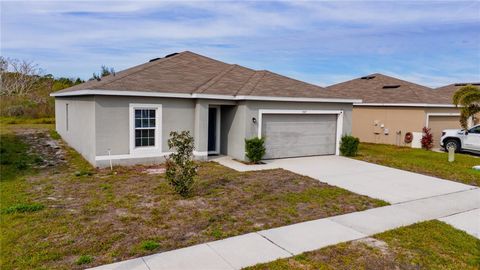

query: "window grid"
xmin=134 ymin=109 xmax=156 ymax=147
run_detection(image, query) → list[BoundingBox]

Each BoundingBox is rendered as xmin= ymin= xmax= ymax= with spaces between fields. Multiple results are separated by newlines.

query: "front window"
xmin=134 ymin=109 xmax=156 ymax=147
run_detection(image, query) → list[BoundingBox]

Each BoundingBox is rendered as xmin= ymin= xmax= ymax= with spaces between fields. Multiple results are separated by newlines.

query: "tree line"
xmin=0 ymin=56 xmax=114 ymax=118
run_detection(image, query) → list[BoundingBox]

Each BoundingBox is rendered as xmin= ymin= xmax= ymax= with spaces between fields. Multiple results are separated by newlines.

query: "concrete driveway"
xmin=266 ymin=156 xmax=475 ymax=203
xmin=214 ymin=155 xmax=475 ymax=204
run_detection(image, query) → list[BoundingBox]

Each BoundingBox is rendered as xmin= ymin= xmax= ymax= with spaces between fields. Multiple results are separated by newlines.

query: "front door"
xmin=208 ymin=107 xmax=219 ymax=154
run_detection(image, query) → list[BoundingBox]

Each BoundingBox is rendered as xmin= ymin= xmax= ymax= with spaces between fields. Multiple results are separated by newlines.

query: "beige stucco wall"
xmin=352 ymin=106 xmax=473 ymax=146
xmin=352 ymin=106 xmax=425 ymax=146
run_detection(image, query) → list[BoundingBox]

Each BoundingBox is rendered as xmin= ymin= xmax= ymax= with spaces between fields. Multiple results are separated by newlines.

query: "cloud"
xmin=1 ymin=1 xmax=479 ymax=86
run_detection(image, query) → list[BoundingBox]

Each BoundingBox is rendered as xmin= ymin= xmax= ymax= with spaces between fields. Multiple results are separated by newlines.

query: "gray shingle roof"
xmin=54 ymin=51 xmax=351 ymax=100
xmin=326 ymin=73 xmax=443 ymax=104
xmin=432 ymin=83 xmax=480 ymax=104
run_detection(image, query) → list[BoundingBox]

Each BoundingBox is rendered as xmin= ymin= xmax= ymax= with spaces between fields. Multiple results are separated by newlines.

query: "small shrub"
xmin=140 ymin=240 xmax=160 ymax=251
xmin=2 ymin=203 xmax=45 ymax=214
xmin=75 ymin=255 xmax=93 ymax=265
xmin=421 ymin=127 xmax=434 ymax=150
xmin=166 ymin=131 xmax=198 ymax=197
xmin=340 ymin=135 xmax=360 ymax=157
xmin=245 ymin=137 xmax=266 ymax=163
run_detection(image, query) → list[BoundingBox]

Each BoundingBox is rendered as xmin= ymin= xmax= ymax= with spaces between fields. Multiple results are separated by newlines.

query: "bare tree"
xmin=0 ymin=56 xmax=44 ymax=96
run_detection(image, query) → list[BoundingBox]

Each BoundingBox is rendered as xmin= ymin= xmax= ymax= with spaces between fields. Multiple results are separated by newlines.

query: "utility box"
xmin=411 ymin=132 xmax=422 ymax=148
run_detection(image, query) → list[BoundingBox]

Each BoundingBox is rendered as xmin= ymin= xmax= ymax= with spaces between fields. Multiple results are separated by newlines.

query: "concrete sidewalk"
xmin=89 ymin=188 xmax=480 ymax=270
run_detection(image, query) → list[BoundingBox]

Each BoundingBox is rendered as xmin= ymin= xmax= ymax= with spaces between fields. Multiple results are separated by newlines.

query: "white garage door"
xmin=261 ymin=114 xmax=337 ymax=159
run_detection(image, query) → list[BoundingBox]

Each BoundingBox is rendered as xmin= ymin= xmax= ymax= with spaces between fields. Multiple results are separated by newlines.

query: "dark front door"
xmin=208 ymin=107 xmax=217 ymax=153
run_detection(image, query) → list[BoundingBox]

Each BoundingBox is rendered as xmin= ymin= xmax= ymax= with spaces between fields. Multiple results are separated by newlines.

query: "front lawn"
xmin=354 ymin=143 xmax=480 ymax=186
xmin=0 ymin=124 xmax=387 ymax=270
xmin=247 ymin=220 xmax=480 ymax=270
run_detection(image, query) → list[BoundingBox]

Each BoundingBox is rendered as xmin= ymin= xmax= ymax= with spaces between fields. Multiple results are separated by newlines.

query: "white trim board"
xmin=257 ymin=109 xmax=344 ymax=155
xmin=50 ymin=89 xmax=362 ymax=104
xmin=356 ymin=103 xmax=456 ymax=107
xmin=95 ymin=151 xmax=209 ymax=161
xmin=129 ymin=103 xmax=162 ymax=156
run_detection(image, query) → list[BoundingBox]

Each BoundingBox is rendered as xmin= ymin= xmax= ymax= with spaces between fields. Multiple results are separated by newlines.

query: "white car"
xmin=440 ymin=124 xmax=480 ymax=153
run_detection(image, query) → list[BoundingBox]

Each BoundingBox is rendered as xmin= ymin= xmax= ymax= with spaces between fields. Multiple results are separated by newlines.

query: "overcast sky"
xmin=1 ymin=1 xmax=479 ymax=87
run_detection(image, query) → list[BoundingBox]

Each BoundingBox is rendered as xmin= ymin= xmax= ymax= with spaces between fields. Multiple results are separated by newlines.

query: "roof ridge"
xmin=88 ymin=52 xmax=184 ymax=89
xmin=236 ymin=70 xmax=266 ymax=96
xmin=263 ymin=70 xmax=325 ymax=90
xmin=194 ymin=64 xmax=236 ymax=94
xmin=247 ymin=71 xmax=267 ymax=96
xmin=182 ymin=51 xmax=232 ymax=66
xmin=377 ymin=73 xmax=432 ymax=90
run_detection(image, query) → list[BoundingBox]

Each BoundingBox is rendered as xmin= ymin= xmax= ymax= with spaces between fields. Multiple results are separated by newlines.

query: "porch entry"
xmin=208 ymin=106 xmax=220 ymax=154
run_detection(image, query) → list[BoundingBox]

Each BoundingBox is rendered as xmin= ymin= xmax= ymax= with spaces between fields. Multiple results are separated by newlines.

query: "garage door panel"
xmin=262 ymin=114 xmax=337 ymax=159
xmin=428 ymin=116 xmax=461 ymax=146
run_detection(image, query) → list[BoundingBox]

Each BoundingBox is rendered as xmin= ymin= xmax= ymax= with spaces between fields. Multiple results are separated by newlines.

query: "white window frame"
xmin=208 ymin=105 xmax=221 ymax=155
xmin=257 ymin=109 xmax=344 ymax=155
xmin=129 ymin=103 xmax=162 ymax=156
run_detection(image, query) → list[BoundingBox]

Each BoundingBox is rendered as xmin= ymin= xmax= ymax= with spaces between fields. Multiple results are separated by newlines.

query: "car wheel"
xmin=444 ymin=139 xmax=460 ymax=153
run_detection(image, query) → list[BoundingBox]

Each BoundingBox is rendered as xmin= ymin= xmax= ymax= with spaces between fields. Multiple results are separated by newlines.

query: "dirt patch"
xmin=15 ymin=128 xmax=66 ymax=168
xmin=354 ymin=237 xmax=390 ymax=255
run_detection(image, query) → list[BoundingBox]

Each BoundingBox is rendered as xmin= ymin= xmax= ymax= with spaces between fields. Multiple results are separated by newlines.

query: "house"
xmin=326 ymin=74 xmax=476 ymax=147
xmin=51 ymin=51 xmax=360 ymax=167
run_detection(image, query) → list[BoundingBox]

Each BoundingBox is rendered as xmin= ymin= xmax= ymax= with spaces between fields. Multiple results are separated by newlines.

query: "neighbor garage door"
xmin=261 ymin=114 xmax=337 ymax=159
xmin=428 ymin=116 xmax=461 ymax=146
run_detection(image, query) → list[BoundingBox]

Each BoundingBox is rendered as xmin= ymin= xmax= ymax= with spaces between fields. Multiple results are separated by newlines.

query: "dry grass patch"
xmin=247 ymin=221 xmax=480 ymax=270
xmin=1 ymin=125 xmax=387 ymax=269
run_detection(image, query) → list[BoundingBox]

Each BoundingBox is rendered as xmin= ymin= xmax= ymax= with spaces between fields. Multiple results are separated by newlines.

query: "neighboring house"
xmin=51 ymin=51 xmax=359 ymax=167
xmin=326 ymin=74 xmax=473 ymax=147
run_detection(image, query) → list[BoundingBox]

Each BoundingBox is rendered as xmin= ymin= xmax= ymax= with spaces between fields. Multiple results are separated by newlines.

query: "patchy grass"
xmin=75 ymin=255 xmax=93 ymax=265
xmin=0 ymin=116 xmax=55 ymax=125
xmin=354 ymin=143 xmax=480 ymax=186
xmin=2 ymin=203 xmax=45 ymax=214
xmin=0 ymin=132 xmax=40 ymax=181
xmin=247 ymin=220 xmax=480 ymax=270
xmin=140 ymin=240 xmax=160 ymax=251
xmin=0 ymin=124 xmax=387 ymax=270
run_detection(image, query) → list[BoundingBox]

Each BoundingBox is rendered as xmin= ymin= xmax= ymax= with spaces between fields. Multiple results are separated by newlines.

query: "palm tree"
xmin=452 ymin=85 xmax=480 ymax=129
